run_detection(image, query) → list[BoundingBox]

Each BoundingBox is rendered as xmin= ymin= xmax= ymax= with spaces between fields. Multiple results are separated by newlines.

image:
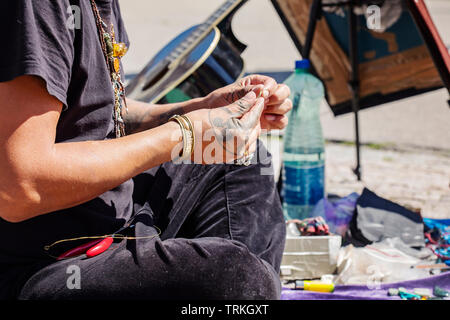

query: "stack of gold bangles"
xmin=169 ymin=115 xmax=195 ymax=162
xmin=235 ymin=150 xmax=254 ymax=166
xmin=169 ymin=114 xmax=254 ymax=166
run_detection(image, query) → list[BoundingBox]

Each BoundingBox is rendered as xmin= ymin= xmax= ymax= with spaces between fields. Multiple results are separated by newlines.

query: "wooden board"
xmin=272 ymin=0 xmax=445 ymax=115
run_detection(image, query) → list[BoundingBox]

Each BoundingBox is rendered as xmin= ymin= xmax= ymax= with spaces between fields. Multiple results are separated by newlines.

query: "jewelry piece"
xmin=244 ymin=152 xmax=254 ymax=166
xmin=169 ymin=115 xmax=194 ymax=162
xmin=44 ymin=226 xmax=162 ymax=260
xmin=235 ymin=151 xmax=254 ymax=166
xmin=170 ymin=116 xmax=188 ymax=159
xmin=176 ymin=116 xmax=193 ymax=160
xmin=179 ymin=115 xmax=195 ymax=158
xmin=90 ymin=0 xmax=128 ymax=138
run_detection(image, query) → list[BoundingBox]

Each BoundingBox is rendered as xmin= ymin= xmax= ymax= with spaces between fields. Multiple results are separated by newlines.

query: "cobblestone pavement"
xmin=324 ymin=143 xmax=450 ymax=219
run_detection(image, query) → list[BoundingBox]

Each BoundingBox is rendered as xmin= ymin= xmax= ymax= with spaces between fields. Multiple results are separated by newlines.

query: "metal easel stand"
xmin=302 ymin=0 xmax=366 ymax=181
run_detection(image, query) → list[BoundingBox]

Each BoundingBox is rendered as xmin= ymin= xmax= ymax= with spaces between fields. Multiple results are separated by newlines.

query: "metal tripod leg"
xmin=305 ymin=0 xmax=362 ymax=181
xmin=348 ymin=3 xmax=362 ymax=181
xmin=303 ymin=0 xmax=323 ymax=59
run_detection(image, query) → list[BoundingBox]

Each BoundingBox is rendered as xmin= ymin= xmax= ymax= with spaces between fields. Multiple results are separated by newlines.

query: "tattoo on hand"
xmin=158 ymin=106 xmax=185 ymax=124
xmin=124 ymin=105 xmax=185 ymax=133
xmin=208 ymin=97 xmax=258 ymax=156
xmin=223 ymin=84 xmax=248 ymax=105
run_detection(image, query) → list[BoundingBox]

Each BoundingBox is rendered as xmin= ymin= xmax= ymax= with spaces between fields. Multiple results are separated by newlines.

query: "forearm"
xmin=123 ymin=97 xmax=206 ymax=134
xmin=1 ymin=121 xmax=182 ymax=222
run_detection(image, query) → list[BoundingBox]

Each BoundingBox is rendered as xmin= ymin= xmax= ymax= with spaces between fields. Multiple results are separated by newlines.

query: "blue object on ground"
xmin=311 ymin=192 xmax=359 ymax=236
xmin=423 ymin=218 xmax=450 ymax=261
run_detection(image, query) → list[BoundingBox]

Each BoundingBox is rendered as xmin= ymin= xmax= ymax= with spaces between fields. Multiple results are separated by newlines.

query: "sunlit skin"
xmin=0 ymin=74 xmax=290 ymax=223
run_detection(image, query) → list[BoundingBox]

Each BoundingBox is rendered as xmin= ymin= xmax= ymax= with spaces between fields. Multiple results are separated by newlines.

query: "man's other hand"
xmin=205 ymin=74 xmax=291 ymax=131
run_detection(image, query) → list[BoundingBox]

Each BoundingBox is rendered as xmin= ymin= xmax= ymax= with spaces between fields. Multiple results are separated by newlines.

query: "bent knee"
xmin=199 ymin=239 xmax=281 ymax=300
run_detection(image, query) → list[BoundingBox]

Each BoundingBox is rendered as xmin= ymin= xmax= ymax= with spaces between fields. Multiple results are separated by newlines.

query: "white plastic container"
xmin=280 ymin=235 xmax=342 ymax=280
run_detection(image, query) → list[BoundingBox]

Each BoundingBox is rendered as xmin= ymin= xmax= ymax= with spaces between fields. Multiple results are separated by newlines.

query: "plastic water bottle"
xmin=281 ymin=59 xmax=326 ymax=221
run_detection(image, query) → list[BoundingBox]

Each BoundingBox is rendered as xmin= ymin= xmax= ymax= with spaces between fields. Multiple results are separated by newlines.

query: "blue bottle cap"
xmin=296 ymin=59 xmax=310 ymax=70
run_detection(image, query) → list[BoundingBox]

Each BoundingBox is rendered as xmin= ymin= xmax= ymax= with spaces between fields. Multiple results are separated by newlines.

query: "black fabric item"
xmin=345 ymin=210 xmax=372 ymax=247
xmin=344 ymin=188 xmax=424 ymax=248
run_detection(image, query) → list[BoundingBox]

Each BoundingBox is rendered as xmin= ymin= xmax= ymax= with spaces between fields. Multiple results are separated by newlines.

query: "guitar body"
xmin=125 ymin=2 xmax=248 ymax=104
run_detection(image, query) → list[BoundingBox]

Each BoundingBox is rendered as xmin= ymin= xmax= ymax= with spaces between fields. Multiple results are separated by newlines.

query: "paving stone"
xmin=323 ymin=143 xmax=450 ymax=219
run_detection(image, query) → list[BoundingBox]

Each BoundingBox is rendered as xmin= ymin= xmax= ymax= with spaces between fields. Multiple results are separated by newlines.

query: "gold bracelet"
xmin=169 ymin=115 xmax=193 ymax=161
xmin=180 ymin=115 xmax=195 ymax=158
xmin=177 ymin=116 xmax=193 ymax=160
xmin=169 ymin=115 xmax=187 ymax=160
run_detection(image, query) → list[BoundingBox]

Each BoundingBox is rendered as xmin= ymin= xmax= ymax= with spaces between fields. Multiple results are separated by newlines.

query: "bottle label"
xmin=282 ymin=163 xmax=325 ymax=206
xmin=283 ymin=152 xmax=324 ymax=162
xmin=292 ymin=92 xmax=301 ymax=110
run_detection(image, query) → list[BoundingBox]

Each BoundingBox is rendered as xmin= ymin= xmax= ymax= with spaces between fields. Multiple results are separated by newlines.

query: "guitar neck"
xmin=203 ymin=0 xmax=244 ymax=30
xmin=167 ymin=0 xmax=245 ymax=62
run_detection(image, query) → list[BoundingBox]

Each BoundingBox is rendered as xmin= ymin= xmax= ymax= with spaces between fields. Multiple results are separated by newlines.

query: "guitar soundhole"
xmin=142 ymin=64 xmax=171 ymax=91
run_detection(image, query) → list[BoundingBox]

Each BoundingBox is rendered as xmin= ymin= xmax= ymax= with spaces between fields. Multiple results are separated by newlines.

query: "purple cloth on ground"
xmin=281 ymin=272 xmax=450 ymax=300
xmin=311 ymin=193 xmax=359 ymax=237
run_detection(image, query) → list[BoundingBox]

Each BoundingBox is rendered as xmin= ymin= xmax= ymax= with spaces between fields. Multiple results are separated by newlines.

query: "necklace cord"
xmin=42 ymin=2 xmax=147 ymax=261
xmin=44 ymin=226 xmax=162 ymax=260
xmin=89 ymin=0 xmax=127 ymax=137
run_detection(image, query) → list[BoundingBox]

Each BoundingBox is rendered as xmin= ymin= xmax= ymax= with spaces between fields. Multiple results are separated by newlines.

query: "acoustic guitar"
xmin=125 ymin=0 xmax=249 ymax=104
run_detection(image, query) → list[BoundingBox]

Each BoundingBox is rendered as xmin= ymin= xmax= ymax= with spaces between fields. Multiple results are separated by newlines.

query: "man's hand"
xmin=205 ymin=74 xmax=292 ymax=131
xmin=186 ymin=91 xmax=264 ymax=164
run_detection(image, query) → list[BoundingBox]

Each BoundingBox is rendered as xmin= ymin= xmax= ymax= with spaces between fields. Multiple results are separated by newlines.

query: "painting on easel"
xmin=271 ymin=0 xmax=450 ymax=116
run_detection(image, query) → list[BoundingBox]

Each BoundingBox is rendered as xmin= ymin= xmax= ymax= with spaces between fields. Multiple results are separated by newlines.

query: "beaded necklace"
xmin=89 ymin=0 xmax=128 ymax=138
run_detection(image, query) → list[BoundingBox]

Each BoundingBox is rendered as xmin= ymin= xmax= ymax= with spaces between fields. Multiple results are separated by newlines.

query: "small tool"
xmin=388 ymin=287 xmax=422 ymax=300
xmin=295 ymin=280 xmax=335 ymax=293
xmin=413 ymin=288 xmax=432 ymax=298
xmin=398 ymin=288 xmax=422 ymax=300
xmin=411 ymin=262 xmax=450 ymax=269
xmin=433 ymin=286 xmax=450 ymax=298
xmin=388 ymin=288 xmax=399 ymax=296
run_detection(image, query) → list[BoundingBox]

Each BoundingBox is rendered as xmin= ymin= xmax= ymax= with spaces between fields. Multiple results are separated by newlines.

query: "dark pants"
xmin=18 ymin=141 xmax=286 ymax=300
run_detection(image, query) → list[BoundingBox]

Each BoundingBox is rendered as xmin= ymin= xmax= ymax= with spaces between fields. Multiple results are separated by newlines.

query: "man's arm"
xmin=0 ymin=76 xmax=183 ymax=223
xmin=0 ymin=75 xmax=269 ymax=223
xmin=123 ymin=97 xmax=205 ymax=134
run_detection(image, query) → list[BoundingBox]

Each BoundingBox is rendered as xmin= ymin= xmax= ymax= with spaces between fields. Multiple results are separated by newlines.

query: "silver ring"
xmin=235 ymin=152 xmax=254 ymax=166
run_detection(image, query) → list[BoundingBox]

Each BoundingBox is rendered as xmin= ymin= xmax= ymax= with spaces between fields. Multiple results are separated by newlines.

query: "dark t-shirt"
xmin=0 ymin=0 xmax=134 ymax=296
